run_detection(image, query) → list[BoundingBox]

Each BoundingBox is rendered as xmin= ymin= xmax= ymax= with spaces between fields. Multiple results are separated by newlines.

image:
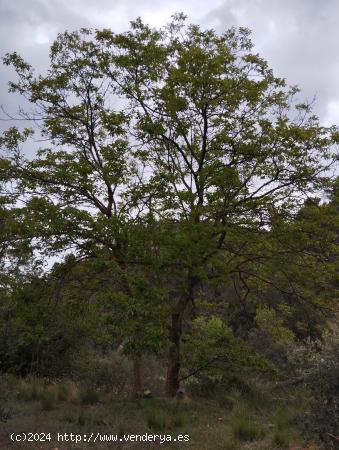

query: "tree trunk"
xmin=165 ymin=300 xmax=187 ymax=397
xmin=165 ymin=274 xmax=197 ymax=397
xmin=133 ymin=356 xmax=143 ymax=396
xmin=165 ymin=315 xmax=181 ymax=396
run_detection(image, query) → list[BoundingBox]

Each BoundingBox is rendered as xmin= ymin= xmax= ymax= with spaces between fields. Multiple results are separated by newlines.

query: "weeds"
xmin=146 ymin=409 xmax=169 ymax=431
xmin=273 ymin=428 xmax=293 ymax=448
xmin=16 ymin=378 xmax=41 ymax=401
xmin=231 ymin=406 xmax=265 ymax=442
xmin=144 ymin=402 xmax=186 ymax=431
xmin=78 ymin=411 xmax=86 ymax=426
xmin=79 ymin=386 xmax=99 ymax=405
xmin=40 ymin=388 xmax=55 ymax=411
xmin=57 ymin=382 xmax=70 ymax=402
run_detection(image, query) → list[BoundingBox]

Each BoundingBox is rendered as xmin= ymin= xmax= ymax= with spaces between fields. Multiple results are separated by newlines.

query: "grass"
xmin=79 ymin=385 xmax=99 ymax=405
xmin=171 ymin=409 xmax=186 ymax=427
xmin=77 ymin=410 xmax=87 ymax=426
xmin=145 ymin=409 xmax=169 ymax=431
xmin=16 ymin=378 xmax=42 ymax=401
xmin=231 ymin=411 xmax=265 ymax=441
xmin=273 ymin=428 xmax=293 ymax=448
xmin=40 ymin=388 xmax=55 ymax=411
xmin=245 ymin=388 xmax=272 ymax=411
xmin=56 ymin=382 xmax=71 ymax=401
xmin=223 ymin=438 xmax=241 ymax=450
xmin=271 ymin=404 xmax=298 ymax=448
xmin=2 ymin=376 xmax=311 ymax=450
xmin=144 ymin=401 xmax=187 ymax=431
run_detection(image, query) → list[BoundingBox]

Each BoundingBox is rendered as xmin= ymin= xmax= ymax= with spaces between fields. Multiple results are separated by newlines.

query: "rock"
xmin=176 ymin=387 xmax=186 ymax=399
xmin=143 ymin=389 xmax=152 ymax=398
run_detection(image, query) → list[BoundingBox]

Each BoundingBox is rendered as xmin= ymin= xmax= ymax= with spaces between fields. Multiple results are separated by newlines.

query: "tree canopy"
xmin=0 ymin=15 xmax=338 ymax=396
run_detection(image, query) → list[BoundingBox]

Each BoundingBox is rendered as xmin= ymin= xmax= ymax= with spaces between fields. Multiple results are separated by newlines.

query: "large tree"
xmin=101 ymin=16 xmax=337 ymax=395
xmin=1 ymin=16 xmax=337 ymax=396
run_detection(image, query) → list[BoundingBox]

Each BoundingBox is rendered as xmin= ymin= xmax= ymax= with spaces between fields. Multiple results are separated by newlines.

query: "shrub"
xmin=146 ymin=409 xmax=169 ymax=431
xmin=82 ymin=352 xmax=131 ymax=393
xmin=245 ymin=388 xmax=271 ymax=412
xmin=56 ymin=382 xmax=70 ymax=402
xmin=182 ymin=317 xmax=271 ymax=394
xmin=16 ymin=378 xmax=41 ymax=401
xmin=0 ymin=406 xmax=11 ymax=422
xmin=78 ymin=411 xmax=86 ymax=426
xmin=79 ymin=386 xmax=99 ymax=405
xmin=231 ymin=407 xmax=265 ymax=442
xmin=171 ymin=409 xmax=185 ymax=428
xmin=273 ymin=429 xmax=292 ymax=448
xmin=40 ymin=388 xmax=55 ymax=411
xmin=289 ymin=330 xmax=339 ymax=448
xmin=223 ymin=439 xmax=241 ymax=450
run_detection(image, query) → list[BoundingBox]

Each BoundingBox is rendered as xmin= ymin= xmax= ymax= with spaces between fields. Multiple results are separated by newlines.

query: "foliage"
xmin=0 ymin=261 xmax=109 ymax=377
xmin=289 ymin=329 xmax=339 ymax=447
xmin=231 ymin=408 xmax=265 ymax=442
xmin=0 ymin=15 xmax=338 ymax=395
xmin=255 ymin=306 xmax=295 ymax=345
xmin=182 ymin=317 xmax=272 ymax=390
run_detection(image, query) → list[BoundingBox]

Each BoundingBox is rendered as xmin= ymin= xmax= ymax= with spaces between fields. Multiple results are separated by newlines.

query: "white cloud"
xmin=1 ymin=0 xmax=338 ymax=127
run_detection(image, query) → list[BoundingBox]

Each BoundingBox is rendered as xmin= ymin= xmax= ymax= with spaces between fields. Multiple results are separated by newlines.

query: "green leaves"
xmin=182 ymin=317 xmax=270 ymax=380
xmin=1 ymin=16 xmax=338 ymax=388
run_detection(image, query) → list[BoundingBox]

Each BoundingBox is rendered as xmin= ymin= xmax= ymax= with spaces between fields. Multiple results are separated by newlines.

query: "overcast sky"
xmin=1 ymin=0 xmax=339 ymax=127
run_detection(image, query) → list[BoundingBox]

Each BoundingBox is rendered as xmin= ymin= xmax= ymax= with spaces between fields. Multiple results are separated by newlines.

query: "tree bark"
xmin=133 ymin=356 xmax=143 ymax=396
xmin=165 ymin=299 xmax=188 ymax=397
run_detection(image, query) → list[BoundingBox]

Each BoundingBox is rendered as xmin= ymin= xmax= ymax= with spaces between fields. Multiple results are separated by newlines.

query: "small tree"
xmin=1 ymin=29 xmax=165 ymax=393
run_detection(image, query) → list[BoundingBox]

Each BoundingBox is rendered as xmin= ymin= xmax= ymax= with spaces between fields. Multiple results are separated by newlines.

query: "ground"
xmin=0 ymin=375 xmax=323 ymax=450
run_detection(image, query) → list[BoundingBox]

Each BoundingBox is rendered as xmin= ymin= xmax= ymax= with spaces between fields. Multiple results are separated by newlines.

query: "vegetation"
xmin=0 ymin=14 xmax=338 ymax=449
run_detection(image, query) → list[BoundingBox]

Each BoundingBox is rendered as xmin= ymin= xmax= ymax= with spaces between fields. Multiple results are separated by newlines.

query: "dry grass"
xmin=0 ymin=376 xmax=315 ymax=450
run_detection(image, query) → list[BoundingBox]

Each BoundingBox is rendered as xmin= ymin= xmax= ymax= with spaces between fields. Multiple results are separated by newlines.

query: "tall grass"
xmin=231 ymin=405 xmax=265 ymax=442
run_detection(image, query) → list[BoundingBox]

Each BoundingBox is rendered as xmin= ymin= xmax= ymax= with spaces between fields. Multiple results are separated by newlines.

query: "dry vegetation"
xmin=0 ymin=354 xmax=323 ymax=450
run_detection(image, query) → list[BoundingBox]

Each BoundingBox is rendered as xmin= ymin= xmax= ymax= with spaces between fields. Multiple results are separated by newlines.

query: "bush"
xmin=231 ymin=407 xmax=265 ymax=441
xmin=182 ymin=317 xmax=271 ymax=395
xmin=146 ymin=409 xmax=169 ymax=431
xmin=273 ymin=429 xmax=292 ymax=448
xmin=171 ymin=409 xmax=185 ymax=428
xmin=81 ymin=352 xmax=131 ymax=393
xmin=289 ymin=330 xmax=339 ymax=448
xmin=0 ymin=266 xmax=110 ymax=379
xmin=56 ymin=382 xmax=70 ymax=402
xmin=79 ymin=386 xmax=99 ymax=405
xmin=40 ymin=388 xmax=55 ymax=411
xmin=144 ymin=402 xmax=186 ymax=431
xmin=245 ymin=388 xmax=271 ymax=412
xmin=78 ymin=411 xmax=86 ymax=426
xmin=16 ymin=378 xmax=41 ymax=401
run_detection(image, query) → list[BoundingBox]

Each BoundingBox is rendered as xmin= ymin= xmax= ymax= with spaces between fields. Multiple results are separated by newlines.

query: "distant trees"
xmin=0 ymin=15 xmax=337 ymax=395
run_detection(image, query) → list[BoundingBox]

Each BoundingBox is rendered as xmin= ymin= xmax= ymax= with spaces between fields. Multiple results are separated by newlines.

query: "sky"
xmin=1 ymin=0 xmax=339 ymax=127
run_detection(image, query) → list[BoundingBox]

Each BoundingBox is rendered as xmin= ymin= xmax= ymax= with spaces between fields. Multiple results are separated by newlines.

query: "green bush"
xmin=171 ymin=409 xmax=186 ymax=428
xmin=146 ymin=409 xmax=169 ymax=431
xmin=231 ymin=407 xmax=265 ymax=442
xmin=273 ymin=429 xmax=292 ymax=448
xmin=182 ymin=317 xmax=271 ymax=394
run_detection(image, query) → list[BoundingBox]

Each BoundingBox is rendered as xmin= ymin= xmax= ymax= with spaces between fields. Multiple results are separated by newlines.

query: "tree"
xmin=101 ymin=15 xmax=337 ymax=395
xmin=0 ymin=29 xmax=165 ymax=393
xmin=0 ymin=259 xmax=108 ymax=376
xmin=1 ymin=16 xmax=337 ymax=396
